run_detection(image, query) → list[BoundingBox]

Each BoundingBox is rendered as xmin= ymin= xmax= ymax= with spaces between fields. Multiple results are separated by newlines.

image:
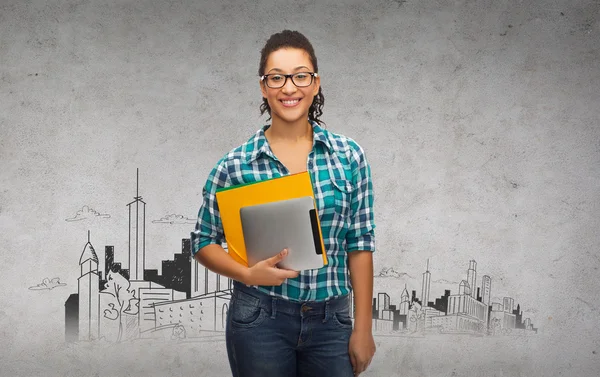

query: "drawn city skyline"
xmin=62 ymin=169 xmax=539 ymax=343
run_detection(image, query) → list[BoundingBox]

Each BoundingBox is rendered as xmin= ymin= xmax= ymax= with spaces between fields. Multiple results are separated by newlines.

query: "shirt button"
xmin=304 ymin=285 xmax=310 ymax=290
xmin=308 ymin=161 xmax=313 ymax=169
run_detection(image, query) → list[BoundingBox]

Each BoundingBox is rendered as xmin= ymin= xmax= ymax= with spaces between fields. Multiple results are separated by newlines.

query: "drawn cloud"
xmin=375 ymin=267 xmax=413 ymax=279
xmin=29 ymin=277 xmax=67 ymax=290
xmin=65 ymin=205 xmax=111 ymax=222
xmin=152 ymin=214 xmax=196 ymax=225
xmin=432 ymin=278 xmax=461 ymax=285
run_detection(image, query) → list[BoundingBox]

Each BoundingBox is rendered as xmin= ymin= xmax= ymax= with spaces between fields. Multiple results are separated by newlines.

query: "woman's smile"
xmin=280 ymin=98 xmax=302 ymax=107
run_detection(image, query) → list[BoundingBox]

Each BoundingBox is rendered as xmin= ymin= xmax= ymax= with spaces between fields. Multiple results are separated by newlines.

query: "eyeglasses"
xmin=260 ymin=72 xmax=318 ymax=89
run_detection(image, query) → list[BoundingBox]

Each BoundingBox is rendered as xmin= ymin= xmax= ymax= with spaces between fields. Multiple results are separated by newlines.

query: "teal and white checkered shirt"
xmin=191 ymin=120 xmax=376 ymax=302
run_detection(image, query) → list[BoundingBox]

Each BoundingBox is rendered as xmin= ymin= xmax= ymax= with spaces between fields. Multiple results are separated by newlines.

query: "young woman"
xmin=191 ymin=30 xmax=376 ymax=377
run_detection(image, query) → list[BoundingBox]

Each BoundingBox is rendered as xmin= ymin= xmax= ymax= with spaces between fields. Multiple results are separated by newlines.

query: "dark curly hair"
xmin=258 ymin=30 xmax=325 ymax=126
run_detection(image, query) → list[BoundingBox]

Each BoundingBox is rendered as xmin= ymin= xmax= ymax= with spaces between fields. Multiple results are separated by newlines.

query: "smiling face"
xmin=260 ymin=47 xmax=320 ymax=126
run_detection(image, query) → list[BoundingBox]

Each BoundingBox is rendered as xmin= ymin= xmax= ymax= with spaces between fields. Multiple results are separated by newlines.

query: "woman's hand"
xmin=242 ymin=248 xmax=299 ymax=286
xmin=349 ymin=329 xmax=376 ymax=376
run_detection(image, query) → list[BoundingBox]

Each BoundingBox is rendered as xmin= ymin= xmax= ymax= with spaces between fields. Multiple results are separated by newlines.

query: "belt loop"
xmin=323 ymin=300 xmax=329 ymax=323
xmin=271 ymin=298 xmax=277 ymax=319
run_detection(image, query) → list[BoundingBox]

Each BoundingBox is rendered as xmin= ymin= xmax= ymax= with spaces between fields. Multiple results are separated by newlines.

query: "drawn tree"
xmin=408 ymin=302 xmax=426 ymax=333
xmin=490 ymin=318 xmax=501 ymax=336
xmin=477 ymin=321 xmax=487 ymax=334
xmin=101 ymin=270 xmax=140 ymax=342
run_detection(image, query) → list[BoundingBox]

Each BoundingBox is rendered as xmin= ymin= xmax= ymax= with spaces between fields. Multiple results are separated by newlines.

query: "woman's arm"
xmin=195 ymin=244 xmax=299 ymax=286
xmin=344 ymin=140 xmax=377 ymax=375
xmin=194 ymin=244 xmax=250 ymax=283
xmin=348 ymin=250 xmax=374 ymax=333
xmin=191 ymin=159 xmax=298 ymax=286
xmin=348 ymin=250 xmax=376 ymax=376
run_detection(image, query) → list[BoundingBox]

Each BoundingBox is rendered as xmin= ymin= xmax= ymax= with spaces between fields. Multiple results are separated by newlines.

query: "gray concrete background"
xmin=1 ymin=0 xmax=599 ymax=376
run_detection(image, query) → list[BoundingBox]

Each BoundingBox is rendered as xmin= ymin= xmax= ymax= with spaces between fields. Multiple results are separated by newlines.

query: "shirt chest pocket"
xmin=318 ymin=151 xmax=355 ymax=221
xmin=331 ymin=177 xmax=354 ymax=220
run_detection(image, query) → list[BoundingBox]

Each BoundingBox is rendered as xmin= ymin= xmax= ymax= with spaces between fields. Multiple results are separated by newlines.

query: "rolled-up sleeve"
xmin=190 ymin=158 xmax=229 ymax=257
xmin=345 ymin=142 xmax=376 ymax=252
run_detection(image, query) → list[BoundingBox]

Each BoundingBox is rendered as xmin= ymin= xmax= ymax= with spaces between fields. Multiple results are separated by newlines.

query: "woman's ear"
xmin=312 ymin=74 xmax=320 ymax=96
xmin=260 ymin=79 xmax=268 ymax=98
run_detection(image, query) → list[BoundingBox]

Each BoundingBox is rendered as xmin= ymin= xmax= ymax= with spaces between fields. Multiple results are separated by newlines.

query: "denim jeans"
xmin=226 ymin=281 xmax=355 ymax=377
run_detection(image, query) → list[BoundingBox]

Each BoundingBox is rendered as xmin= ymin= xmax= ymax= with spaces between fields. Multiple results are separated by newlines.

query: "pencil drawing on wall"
xmin=53 ymin=169 xmax=539 ymax=344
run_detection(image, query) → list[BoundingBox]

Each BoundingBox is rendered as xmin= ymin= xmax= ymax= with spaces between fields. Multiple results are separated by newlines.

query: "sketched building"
xmin=467 ymin=260 xmax=477 ymax=299
xmin=372 ymin=293 xmax=394 ymax=332
xmin=489 ymin=301 xmax=517 ymax=333
xmin=400 ymin=286 xmax=410 ymax=315
xmin=191 ymin=243 xmax=233 ymax=297
xmin=503 ymin=297 xmax=514 ymax=313
xmin=421 ymin=260 xmax=431 ymax=308
xmin=431 ymin=289 xmax=487 ymax=333
xmin=430 ymin=260 xmax=489 ymax=333
xmin=78 ymin=232 xmax=100 ymax=341
xmin=459 ymin=279 xmax=471 ymax=296
xmin=424 ymin=307 xmax=445 ymax=329
xmin=137 ymin=286 xmax=187 ymax=335
xmin=481 ymin=275 xmax=492 ymax=305
xmin=377 ymin=293 xmax=391 ymax=319
xmin=64 ymin=294 xmax=79 ymax=342
xmin=126 ymin=242 xmax=236 ymax=338
xmin=418 ymin=260 xmax=443 ymax=332
xmin=153 ymin=289 xmax=231 ymax=336
xmin=127 ymin=169 xmax=146 ymax=281
xmin=65 ymin=170 xmax=236 ymax=342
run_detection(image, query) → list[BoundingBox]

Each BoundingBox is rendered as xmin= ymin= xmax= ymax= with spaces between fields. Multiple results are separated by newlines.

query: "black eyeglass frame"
xmin=260 ymin=72 xmax=319 ymax=88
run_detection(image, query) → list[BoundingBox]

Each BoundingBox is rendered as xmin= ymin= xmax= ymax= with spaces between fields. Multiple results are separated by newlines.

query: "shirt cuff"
xmin=346 ymin=231 xmax=375 ymax=253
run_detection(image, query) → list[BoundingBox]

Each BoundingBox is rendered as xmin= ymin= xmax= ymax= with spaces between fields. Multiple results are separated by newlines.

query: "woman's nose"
xmin=281 ymin=77 xmax=297 ymax=93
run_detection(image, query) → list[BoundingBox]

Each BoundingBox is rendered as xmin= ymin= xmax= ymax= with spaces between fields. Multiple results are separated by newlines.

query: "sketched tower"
xmin=481 ymin=275 xmax=492 ymax=305
xmin=467 ymin=260 xmax=477 ymax=299
xmin=399 ymin=285 xmax=410 ymax=315
xmin=421 ymin=259 xmax=431 ymax=308
xmin=78 ymin=231 xmax=100 ymax=341
xmin=127 ymin=168 xmax=146 ymax=280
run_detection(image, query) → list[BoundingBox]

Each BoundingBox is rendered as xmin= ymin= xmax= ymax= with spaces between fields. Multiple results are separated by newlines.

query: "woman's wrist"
xmin=352 ymin=314 xmax=373 ymax=334
xmin=235 ymin=266 xmax=252 ymax=285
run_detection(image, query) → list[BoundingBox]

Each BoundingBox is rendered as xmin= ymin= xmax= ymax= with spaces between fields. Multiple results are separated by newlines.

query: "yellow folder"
xmin=215 ymin=171 xmax=328 ymax=268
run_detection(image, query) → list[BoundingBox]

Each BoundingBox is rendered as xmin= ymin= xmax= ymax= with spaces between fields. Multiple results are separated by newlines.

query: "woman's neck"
xmin=265 ymin=118 xmax=313 ymax=143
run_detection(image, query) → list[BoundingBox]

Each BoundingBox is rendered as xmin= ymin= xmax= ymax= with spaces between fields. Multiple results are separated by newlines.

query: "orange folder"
xmin=215 ymin=171 xmax=328 ymax=268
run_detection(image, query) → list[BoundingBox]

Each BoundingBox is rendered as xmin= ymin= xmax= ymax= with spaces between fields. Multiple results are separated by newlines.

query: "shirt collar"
xmin=244 ymin=120 xmax=333 ymax=163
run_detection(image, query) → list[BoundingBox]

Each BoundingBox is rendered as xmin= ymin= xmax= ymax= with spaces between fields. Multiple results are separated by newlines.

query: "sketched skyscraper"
xmin=400 ymin=285 xmax=410 ymax=315
xmin=421 ymin=259 xmax=431 ymax=308
xmin=481 ymin=275 xmax=492 ymax=305
xmin=467 ymin=260 xmax=477 ymax=299
xmin=127 ymin=168 xmax=146 ymax=280
xmin=503 ymin=297 xmax=514 ymax=313
xmin=78 ymin=231 xmax=100 ymax=341
xmin=459 ymin=280 xmax=471 ymax=296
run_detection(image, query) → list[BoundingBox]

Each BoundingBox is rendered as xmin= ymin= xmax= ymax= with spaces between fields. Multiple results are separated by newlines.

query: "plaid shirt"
xmin=191 ymin=120 xmax=375 ymax=302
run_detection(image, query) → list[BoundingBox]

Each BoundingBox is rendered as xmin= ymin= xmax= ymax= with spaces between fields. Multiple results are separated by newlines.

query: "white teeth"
xmin=282 ymin=99 xmax=299 ymax=105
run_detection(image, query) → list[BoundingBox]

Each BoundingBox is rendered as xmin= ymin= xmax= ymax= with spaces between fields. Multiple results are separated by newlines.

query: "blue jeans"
xmin=226 ymin=281 xmax=355 ymax=377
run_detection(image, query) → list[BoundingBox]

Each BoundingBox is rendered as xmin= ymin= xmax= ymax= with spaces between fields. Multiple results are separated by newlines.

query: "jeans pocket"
xmin=332 ymin=310 xmax=354 ymax=330
xmin=229 ymin=293 xmax=267 ymax=330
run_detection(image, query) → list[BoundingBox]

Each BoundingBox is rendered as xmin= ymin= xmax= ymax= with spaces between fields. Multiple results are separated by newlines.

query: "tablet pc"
xmin=239 ymin=196 xmax=325 ymax=271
